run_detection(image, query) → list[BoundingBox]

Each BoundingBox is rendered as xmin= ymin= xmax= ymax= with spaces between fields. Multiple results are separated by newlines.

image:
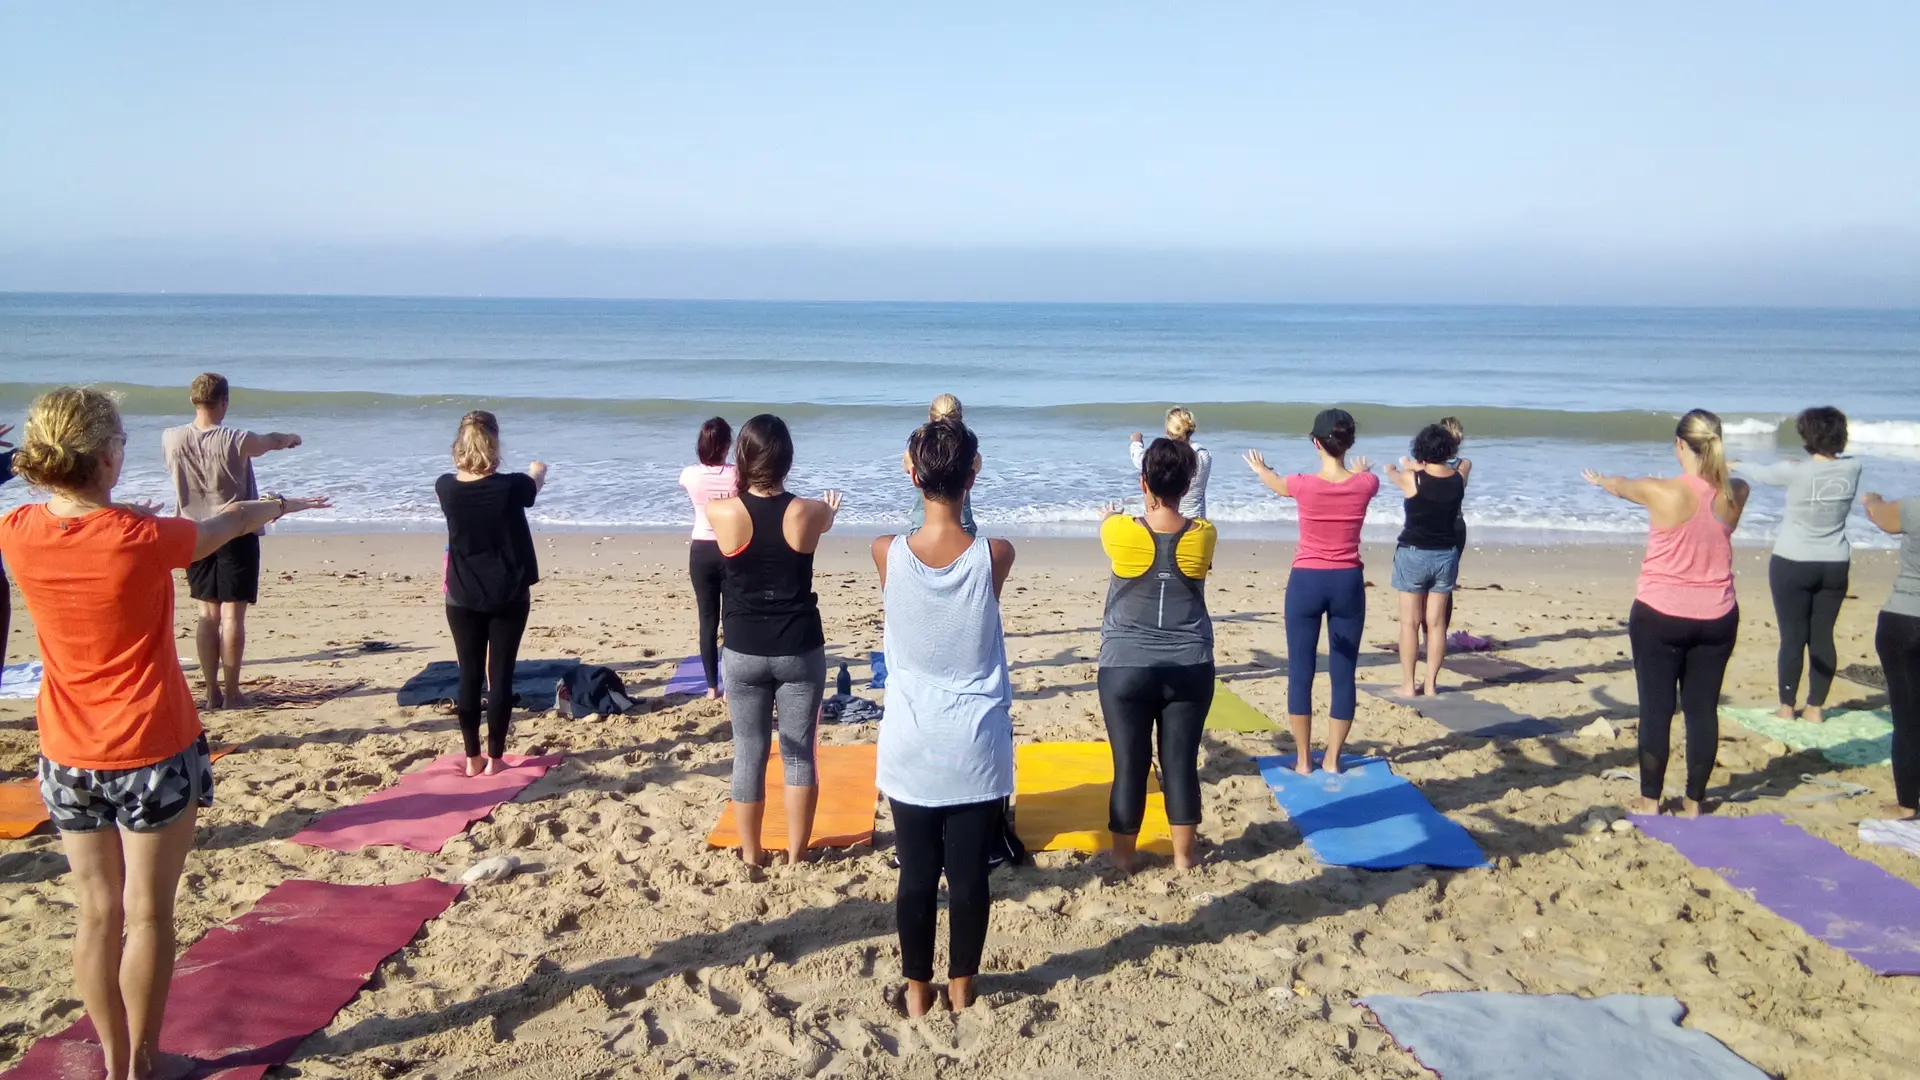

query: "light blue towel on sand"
xmin=1360 ymin=992 xmax=1767 ymax=1080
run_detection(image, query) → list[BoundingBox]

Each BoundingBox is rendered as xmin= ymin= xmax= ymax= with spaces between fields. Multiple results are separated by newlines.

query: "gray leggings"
xmin=723 ymin=647 xmax=827 ymax=801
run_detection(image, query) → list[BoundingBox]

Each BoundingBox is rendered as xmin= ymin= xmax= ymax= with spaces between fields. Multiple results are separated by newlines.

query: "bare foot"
xmin=737 ymin=846 xmax=767 ymax=867
xmin=1109 ymin=852 xmax=1136 ymax=876
xmin=464 ymin=756 xmax=486 ymax=777
xmin=1324 ymin=757 xmax=1345 ymax=776
xmin=1680 ymin=797 xmax=1707 ymax=818
xmin=1774 ymin=703 xmax=1796 ymax=721
xmin=1420 ymin=684 xmax=1441 ymax=698
xmin=483 ymin=756 xmax=505 ymax=776
xmin=1398 ymin=681 xmax=1418 ymax=697
xmin=948 ymin=976 xmax=977 ymax=1010
xmin=133 ymin=1049 xmax=200 ymax=1080
xmin=1882 ymin=802 xmax=1918 ymax=820
xmin=903 ymin=980 xmax=938 ymax=1017
xmin=203 ymin=688 xmax=224 ymax=712
xmin=224 ymin=691 xmax=252 ymax=710
xmin=1293 ymin=754 xmax=1315 ymax=776
xmin=1632 ymin=795 xmax=1661 ymax=815
xmin=705 ymin=688 xmax=721 ymax=700
xmin=1801 ymin=706 xmax=1825 ymax=724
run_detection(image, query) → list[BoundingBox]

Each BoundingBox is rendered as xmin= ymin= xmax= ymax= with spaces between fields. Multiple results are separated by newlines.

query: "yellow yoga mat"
xmin=1207 ymin=682 xmax=1279 ymax=732
xmin=1013 ymin=742 xmax=1172 ymax=855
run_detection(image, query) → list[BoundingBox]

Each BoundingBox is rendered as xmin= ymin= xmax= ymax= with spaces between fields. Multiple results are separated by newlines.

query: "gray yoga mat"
xmin=1360 ymin=683 xmax=1563 ymax=738
xmin=1361 ymin=992 xmax=1767 ymax=1080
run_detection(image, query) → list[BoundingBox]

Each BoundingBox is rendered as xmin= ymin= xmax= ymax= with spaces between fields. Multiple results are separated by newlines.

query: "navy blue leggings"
xmin=1285 ymin=567 xmax=1366 ymax=719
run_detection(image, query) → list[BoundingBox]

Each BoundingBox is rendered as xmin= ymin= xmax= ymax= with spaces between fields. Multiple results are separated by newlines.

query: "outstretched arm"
xmin=871 ymin=535 xmax=895 ymax=587
xmin=988 ymin=538 xmax=1016 ymax=597
xmin=528 ymin=461 xmax=549 ymax=495
xmin=1865 ymin=493 xmax=1905 ymax=535
xmin=193 ymin=495 xmax=329 ymax=560
xmin=1582 ymin=470 xmax=1665 ymax=508
xmin=1383 ymin=459 xmax=1417 ymax=497
xmin=1244 ymin=450 xmax=1290 ymax=498
xmin=240 ymin=431 xmax=302 ymax=457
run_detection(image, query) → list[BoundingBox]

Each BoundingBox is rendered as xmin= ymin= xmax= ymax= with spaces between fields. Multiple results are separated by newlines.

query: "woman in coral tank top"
xmin=1584 ymin=409 xmax=1751 ymax=817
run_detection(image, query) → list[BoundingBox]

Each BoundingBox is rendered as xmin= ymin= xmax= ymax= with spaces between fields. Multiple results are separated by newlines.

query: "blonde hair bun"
xmin=1165 ymin=406 xmax=1197 ymax=440
xmin=14 ymin=386 xmax=124 ymax=491
xmin=928 ymin=393 xmax=963 ymax=422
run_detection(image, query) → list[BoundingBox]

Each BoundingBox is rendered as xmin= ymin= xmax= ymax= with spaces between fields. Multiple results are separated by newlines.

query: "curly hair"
xmin=1410 ymin=424 xmax=1461 ymax=465
xmin=1796 ymin=406 xmax=1848 ymax=457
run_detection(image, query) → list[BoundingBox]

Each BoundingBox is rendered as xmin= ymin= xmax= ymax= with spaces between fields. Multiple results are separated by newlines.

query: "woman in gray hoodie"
xmin=1734 ymin=406 xmax=1862 ymax=723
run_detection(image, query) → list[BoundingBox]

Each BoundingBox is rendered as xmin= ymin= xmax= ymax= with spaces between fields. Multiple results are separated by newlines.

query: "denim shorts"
xmin=1392 ymin=545 xmax=1460 ymax=594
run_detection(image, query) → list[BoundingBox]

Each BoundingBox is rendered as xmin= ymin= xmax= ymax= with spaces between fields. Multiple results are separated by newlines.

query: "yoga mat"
xmin=869 ymin=650 xmax=888 ymax=690
xmin=1721 ymin=706 xmax=1892 ymax=766
xmin=289 ymin=753 xmax=561 ymax=853
xmin=662 ymin=655 xmax=713 ymax=696
xmin=1 ymin=747 xmax=236 ymax=841
xmin=394 ymin=658 xmax=580 ymax=711
xmin=1 ymin=878 xmax=462 ymax=1080
xmin=1860 ymin=818 xmax=1920 ymax=859
xmin=1255 ymin=752 xmax=1490 ymax=869
xmin=0 ymin=660 xmax=42 ymax=699
xmin=1011 ymin=741 xmax=1171 ymax=855
xmin=1360 ymin=683 xmax=1562 ymax=738
xmin=1375 ymin=644 xmax=1579 ymax=685
xmin=707 ymin=743 xmax=879 ymax=850
xmin=1206 ymin=682 xmax=1279 ymax=732
xmin=1634 ymin=813 xmax=1920 ymax=975
xmin=1360 ymin=992 xmax=1767 ymax=1080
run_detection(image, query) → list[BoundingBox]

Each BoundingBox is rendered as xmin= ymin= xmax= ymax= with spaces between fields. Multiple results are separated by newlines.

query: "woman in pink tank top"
xmin=1584 ymin=409 xmax=1750 ymax=817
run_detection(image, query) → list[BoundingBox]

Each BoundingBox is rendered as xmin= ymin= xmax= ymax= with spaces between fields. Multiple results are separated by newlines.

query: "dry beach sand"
xmin=2 ymin=533 xmax=1916 ymax=1079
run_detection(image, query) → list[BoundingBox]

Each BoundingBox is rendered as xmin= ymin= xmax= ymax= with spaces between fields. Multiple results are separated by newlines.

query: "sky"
xmin=2 ymin=2 xmax=1917 ymax=304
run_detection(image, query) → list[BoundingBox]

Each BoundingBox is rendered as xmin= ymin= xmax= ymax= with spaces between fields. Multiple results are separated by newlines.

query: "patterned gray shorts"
xmin=38 ymin=735 xmax=215 ymax=833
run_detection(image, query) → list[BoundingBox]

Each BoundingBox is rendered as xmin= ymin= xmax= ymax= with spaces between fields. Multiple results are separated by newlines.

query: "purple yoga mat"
xmin=1633 ymin=813 xmax=1920 ymax=975
xmin=662 ymin=655 xmax=713 ymax=696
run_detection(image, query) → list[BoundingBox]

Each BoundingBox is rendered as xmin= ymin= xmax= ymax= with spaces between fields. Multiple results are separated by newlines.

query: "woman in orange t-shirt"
xmin=0 ymin=387 xmax=326 ymax=1080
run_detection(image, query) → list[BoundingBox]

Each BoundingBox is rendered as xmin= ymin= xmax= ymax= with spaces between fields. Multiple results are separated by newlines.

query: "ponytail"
xmin=1676 ymin=408 xmax=1731 ymax=502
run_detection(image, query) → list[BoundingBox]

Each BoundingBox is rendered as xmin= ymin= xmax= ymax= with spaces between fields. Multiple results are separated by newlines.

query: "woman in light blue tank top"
xmin=871 ymin=417 xmax=1015 ymax=1018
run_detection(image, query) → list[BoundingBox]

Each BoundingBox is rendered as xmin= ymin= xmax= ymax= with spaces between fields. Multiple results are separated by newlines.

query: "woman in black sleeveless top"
xmin=705 ymin=415 xmax=843 ymax=866
xmin=1384 ymin=424 xmax=1467 ymax=697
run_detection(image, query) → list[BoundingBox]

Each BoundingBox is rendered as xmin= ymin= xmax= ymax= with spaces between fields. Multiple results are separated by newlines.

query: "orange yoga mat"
xmin=707 ymin=743 xmax=879 ymax=851
xmin=1012 ymin=741 xmax=1173 ymax=855
xmin=0 ymin=746 xmax=235 ymax=840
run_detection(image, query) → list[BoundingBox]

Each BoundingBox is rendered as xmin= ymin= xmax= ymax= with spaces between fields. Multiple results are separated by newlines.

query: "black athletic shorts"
xmin=187 ymin=532 xmax=261 ymax=604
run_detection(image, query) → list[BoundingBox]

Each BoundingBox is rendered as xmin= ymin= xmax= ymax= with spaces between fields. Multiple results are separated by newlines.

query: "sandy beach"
xmin=2 ymin=533 xmax=1915 ymax=1079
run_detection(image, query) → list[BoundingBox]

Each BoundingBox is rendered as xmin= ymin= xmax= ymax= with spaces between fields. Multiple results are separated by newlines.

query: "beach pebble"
xmin=1582 ymin=814 xmax=1610 ymax=833
xmin=1610 ymin=818 xmax=1637 ymax=833
xmin=460 ymin=855 xmax=520 ymax=884
xmin=1579 ymin=719 xmax=1617 ymax=740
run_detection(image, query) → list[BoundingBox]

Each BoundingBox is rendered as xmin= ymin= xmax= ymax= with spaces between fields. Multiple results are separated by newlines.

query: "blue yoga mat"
xmin=869 ymin=651 xmax=888 ymax=690
xmin=1255 ymin=753 xmax=1491 ymax=870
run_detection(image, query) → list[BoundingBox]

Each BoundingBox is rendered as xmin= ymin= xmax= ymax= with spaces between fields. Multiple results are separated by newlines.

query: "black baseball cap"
xmin=1310 ymin=408 xmax=1355 ymax=440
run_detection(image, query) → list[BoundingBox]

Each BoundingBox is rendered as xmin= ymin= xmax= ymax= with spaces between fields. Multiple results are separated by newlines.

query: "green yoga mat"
xmin=1208 ymin=683 xmax=1280 ymax=732
xmin=1721 ymin=707 xmax=1893 ymax=767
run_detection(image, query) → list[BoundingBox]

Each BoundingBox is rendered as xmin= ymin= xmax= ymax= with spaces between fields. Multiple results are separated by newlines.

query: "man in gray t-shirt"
xmin=160 ymin=372 xmax=304 ymax=710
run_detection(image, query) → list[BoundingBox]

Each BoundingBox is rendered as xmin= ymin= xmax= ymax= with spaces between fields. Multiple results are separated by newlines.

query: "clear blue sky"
xmin=2 ymin=2 xmax=1916 ymax=302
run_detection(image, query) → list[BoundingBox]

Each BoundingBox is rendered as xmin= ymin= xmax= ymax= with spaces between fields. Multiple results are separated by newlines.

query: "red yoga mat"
xmin=2 ymin=878 xmax=462 ymax=1080
xmin=289 ymin=752 xmax=562 ymax=853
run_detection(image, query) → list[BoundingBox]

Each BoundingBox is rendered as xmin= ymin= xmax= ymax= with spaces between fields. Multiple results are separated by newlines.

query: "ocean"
xmin=2 ymin=293 xmax=1917 ymax=546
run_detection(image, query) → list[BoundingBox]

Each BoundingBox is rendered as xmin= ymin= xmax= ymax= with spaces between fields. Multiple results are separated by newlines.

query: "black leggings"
xmin=689 ymin=540 xmax=726 ymax=691
xmin=446 ymin=596 xmax=531 ymax=759
xmin=890 ymin=797 xmax=999 ymax=982
xmin=1629 ymin=601 xmax=1738 ymax=802
xmin=1878 ymin=611 xmax=1920 ymax=811
xmin=1770 ymin=555 xmax=1849 ymax=707
xmin=1098 ymin=663 xmax=1214 ymax=833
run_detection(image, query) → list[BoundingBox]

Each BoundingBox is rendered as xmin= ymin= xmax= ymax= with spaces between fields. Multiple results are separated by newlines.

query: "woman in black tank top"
xmin=705 ymin=415 xmax=843 ymax=867
xmin=1384 ymin=424 xmax=1468 ymax=697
